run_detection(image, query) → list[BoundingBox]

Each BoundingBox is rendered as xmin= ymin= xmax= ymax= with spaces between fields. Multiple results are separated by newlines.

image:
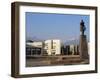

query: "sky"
xmin=26 ymin=12 xmax=89 ymax=43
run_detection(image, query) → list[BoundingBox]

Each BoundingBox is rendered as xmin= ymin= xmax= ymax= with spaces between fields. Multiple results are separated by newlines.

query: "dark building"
xmin=61 ymin=45 xmax=79 ymax=55
xmin=26 ymin=45 xmax=42 ymax=56
xmin=61 ymin=45 xmax=70 ymax=55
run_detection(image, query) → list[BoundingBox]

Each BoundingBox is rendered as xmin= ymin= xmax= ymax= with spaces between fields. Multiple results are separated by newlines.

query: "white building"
xmin=69 ymin=45 xmax=75 ymax=55
xmin=44 ymin=40 xmax=61 ymax=55
xmin=69 ymin=44 xmax=79 ymax=55
xmin=26 ymin=41 xmax=43 ymax=48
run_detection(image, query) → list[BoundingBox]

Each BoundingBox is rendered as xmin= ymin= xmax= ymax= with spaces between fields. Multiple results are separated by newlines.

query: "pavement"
xmin=26 ymin=55 xmax=89 ymax=67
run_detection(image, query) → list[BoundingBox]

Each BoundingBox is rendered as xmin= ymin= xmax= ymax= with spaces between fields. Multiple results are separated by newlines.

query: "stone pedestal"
xmin=79 ymin=35 xmax=88 ymax=59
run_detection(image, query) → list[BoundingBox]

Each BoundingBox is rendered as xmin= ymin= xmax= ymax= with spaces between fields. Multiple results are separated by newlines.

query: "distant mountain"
xmin=26 ymin=37 xmax=80 ymax=45
xmin=26 ymin=40 xmax=33 ymax=42
xmin=26 ymin=36 xmax=44 ymax=42
xmin=64 ymin=39 xmax=79 ymax=46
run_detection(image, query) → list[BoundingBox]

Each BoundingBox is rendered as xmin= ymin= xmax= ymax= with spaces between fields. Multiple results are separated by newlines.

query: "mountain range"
xmin=26 ymin=36 xmax=79 ymax=45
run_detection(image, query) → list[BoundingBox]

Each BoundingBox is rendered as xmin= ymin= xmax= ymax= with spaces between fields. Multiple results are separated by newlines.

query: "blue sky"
xmin=26 ymin=12 xmax=89 ymax=43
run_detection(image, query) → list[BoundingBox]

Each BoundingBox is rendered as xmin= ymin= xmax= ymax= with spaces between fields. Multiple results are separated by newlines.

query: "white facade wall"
xmin=44 ymin=40 xmax=51 ymax=55
xmin=44 ymin=40 xmax=61 ymax=55
xmin=70 ymin=45 xmax=75 ymax=55
xmin=53 ymin=40 xmax=61 ymax=55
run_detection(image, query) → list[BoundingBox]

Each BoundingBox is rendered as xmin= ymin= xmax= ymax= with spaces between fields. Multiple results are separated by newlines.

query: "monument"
xmin=79 ymin=20 xmax=89 ymax=59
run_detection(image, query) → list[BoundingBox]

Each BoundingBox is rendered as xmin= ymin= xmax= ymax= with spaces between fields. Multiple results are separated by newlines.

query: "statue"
xmin=79 ymin=19 xmax=89 ymax=59
xmin=80 ymin=20 xmax=86 ymax=35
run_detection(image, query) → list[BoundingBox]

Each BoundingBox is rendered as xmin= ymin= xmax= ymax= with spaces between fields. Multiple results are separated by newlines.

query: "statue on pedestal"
xmin=79 ymin=20 xmax=89 ymax=59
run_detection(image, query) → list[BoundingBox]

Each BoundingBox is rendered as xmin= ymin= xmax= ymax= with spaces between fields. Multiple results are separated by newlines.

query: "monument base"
xmin=79 ymin=35 xmax=89 ymax=59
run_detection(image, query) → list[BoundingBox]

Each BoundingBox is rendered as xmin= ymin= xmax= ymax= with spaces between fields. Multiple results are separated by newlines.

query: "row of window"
xmin=26 ymin=47 xmax=41 ymax=55
xmin=26 ymin=45 xmax=79 ymax=56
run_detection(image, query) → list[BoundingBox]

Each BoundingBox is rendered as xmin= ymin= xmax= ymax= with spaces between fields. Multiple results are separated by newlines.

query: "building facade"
xmin=61 ymin=44 xmax=79 ymax=55
xmin=26 ymin=40 xmax=81 ymax=56
xmin=26 ymin=45 xmax=42 ymax=55
xmin=69 ymin=44 xmax=79 ymax=55
xmin=26 ymin=41 xmax=43 ymax=55
xmin=44 ymin=40 xmax=61 ymax=55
